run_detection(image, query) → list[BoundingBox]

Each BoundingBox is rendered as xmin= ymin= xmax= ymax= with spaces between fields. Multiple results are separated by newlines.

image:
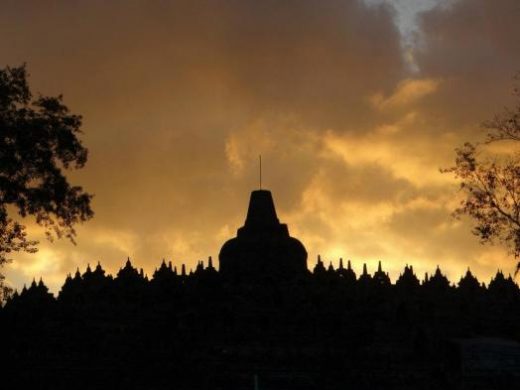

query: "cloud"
xmin=371 ymin=78 xmax=440 ymax=110
xmin=415 ymin=0 xmax=520 ymax=126
xmin=1 ymin=0 xmax=519 ymax=292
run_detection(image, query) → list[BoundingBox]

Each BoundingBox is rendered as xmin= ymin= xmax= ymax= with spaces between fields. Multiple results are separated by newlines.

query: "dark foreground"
xmin=2 ymin=259 xmax=520 ymax=390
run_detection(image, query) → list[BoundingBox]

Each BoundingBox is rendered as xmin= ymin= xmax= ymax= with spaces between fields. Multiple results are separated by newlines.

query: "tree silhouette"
xmin=0 ymin=64 xmax=93 ymax=301
xmin=443 ymin=76 xmax=520 ymax=272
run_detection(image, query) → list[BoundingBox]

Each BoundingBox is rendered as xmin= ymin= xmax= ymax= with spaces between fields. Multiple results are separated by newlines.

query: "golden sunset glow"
xmin=3 ymin=0 xmax=520 ymax=293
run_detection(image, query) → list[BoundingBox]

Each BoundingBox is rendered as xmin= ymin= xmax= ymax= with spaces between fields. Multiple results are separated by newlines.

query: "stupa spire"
xmin=259 ymin=154 xmax=262 ymax=190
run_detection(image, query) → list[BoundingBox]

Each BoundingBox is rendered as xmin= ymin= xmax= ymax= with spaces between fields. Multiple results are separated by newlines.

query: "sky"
xmin=2 ymin=0 xmax=520 ymax=294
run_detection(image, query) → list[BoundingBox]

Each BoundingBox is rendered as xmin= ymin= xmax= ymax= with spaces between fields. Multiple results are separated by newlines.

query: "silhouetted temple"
xmin=2 ymin=189 xmax=520 ymax=389
xmin=220 ymin=189 xmax=307 ymax=282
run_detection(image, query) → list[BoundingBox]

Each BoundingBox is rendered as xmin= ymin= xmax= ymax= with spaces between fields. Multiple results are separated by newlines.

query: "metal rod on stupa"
xmin=259 ymin=154 xmax=262 ymax=189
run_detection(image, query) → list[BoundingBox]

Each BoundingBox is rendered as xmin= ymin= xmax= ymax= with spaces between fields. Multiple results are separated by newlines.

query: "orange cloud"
xmin=371 ymin=78 xmax=440 ymax=110
xmin=1 ymin=0 xmax=519 ymax=293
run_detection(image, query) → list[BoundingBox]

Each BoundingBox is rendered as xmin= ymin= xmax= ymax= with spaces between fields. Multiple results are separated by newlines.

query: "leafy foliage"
xmin=0 ymin=64 xmax=93 ymax=299
xmin=444 ymin=80 xmax=520 ymax=264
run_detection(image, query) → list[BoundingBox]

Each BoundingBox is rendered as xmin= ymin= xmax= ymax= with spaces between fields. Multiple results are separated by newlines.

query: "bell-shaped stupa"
xmin=219 ymin=189 xmax=308 ymax=282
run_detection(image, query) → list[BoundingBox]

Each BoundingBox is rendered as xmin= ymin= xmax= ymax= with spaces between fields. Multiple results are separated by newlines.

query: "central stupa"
xmin=219 ymin=190 xmax=308 ymax=282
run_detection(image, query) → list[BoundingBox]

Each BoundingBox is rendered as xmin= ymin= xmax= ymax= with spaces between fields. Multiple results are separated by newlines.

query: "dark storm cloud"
xmin=416 ymin=0 xmax=520 ymax=126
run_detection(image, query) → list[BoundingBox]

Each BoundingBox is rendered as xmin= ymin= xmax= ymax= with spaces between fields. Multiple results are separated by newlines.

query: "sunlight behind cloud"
xmin=322 ymin=128 xmax=450 ymax=187
xmin=3 ymin=0 xmax=520 ymax=293
xmin=371 ymin=78 xmax=440 ymax=110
